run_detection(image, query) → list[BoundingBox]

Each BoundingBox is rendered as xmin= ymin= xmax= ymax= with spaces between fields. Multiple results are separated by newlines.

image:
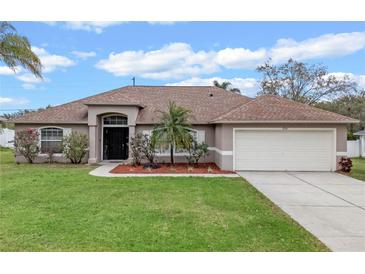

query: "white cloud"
xmin=22 ymin=83 xmax=36 ymax=90
xmin=216 ymin=48 xmax=267 ymax=69
xmin=64 ymin=21 xmax=124 ymax=34
xmin=4 ymin=47 xmax=70 ymax=89
xmin=0 ymin=66 xmax=22 ymax=75
xmin=147 ymin=21 xmax=176 ymax=25
xmin=96 ymin=43 xmax=266 ymax=80
xmin=72 ymin=50 xmax=96 ymax=59
xmin=270 ymin=32 xmax=365 ymax=63
xmin=328 ymin=72 xmax=365 ymax=88
xmin=42 ymin=21 xmax=57 ymax=26
xmin=95 ymin=31 xmax=365 ymax=81
xmin=32 ymin=47 xmax=76 ymax=73
xmin=1 ymin=47 xmax=74 ymax=78
xmin=166 ymin=76 xmax=260 ymax=97
xmin=0 ymin=97 xmax=29 ymax=106
xmin=16 ymin=73 xmax=50 ymax=90
xmin=96 ymin=42 xmax=218 ymax=80
xmin=16 ymin=73 xmax=45 ymax=84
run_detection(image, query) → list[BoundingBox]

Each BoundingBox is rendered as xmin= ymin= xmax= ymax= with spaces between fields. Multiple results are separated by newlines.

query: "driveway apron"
xmin=238 ymin=171 xmax=365 ymax=251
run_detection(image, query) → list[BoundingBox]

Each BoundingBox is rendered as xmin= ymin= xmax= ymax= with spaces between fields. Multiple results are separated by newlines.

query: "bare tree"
xmin=256 ymin=58 xmax=361 ymax=105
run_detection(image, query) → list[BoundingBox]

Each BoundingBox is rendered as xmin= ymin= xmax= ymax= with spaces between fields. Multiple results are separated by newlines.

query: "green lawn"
xmin=0 ymin=147 xmax=327 ymax=251
xmin=350 ymin=158 xmax=365 ymax=181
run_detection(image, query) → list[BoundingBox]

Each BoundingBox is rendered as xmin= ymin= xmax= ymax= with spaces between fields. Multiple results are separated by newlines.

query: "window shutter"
xmin=197 ymin=130 xmax=205 ymax=144
xmin=63 ymin=128 xmax=72 ymax=137
xmin=36 ymin=128 xmax=41 ymax=148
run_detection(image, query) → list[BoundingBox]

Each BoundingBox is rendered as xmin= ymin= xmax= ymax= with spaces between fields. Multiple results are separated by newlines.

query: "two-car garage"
xmin=233 ymin=128 xmax=336 ymax=171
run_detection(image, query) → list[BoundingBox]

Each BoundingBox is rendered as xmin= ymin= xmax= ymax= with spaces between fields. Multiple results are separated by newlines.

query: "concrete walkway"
xmin=238 ymin=171 xmax=365 ymax=251
xmin=89 ymin=164 xmax=239 ymax=177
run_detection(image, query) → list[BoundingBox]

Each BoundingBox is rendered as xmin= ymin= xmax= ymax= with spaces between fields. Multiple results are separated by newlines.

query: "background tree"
xmin=213 ymin=80 xmax=241 ymax=93
xmin=0 ymin=21 xmax=42 ymax=78
xmin=256 ymin=58 xmax=360 ymax=105
xmin=316 ymin=92 xmax=365 ymax=137
xmin=152 ymin=101 xmax=192 ymax=165
xmin=2 ymin=105 xmax=52 ymax=130
xmin=3 ymin=105 xmax=51 ymax=120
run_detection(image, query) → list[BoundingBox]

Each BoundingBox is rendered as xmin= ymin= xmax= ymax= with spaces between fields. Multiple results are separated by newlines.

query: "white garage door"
xmin=234 ymin=129 xmax=335 ymax=171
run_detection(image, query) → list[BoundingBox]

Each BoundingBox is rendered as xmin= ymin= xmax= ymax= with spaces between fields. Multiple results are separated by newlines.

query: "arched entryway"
xmin=101 ymin=114 xmax=129 ymax=160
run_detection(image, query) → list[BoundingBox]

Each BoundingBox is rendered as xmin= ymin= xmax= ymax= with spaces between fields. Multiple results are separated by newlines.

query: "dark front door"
xmin=103 ymin=127 xmax=129 ymax=160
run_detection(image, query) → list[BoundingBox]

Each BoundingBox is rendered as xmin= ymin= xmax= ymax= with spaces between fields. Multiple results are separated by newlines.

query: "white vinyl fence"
xmin=0 ymin=128 xmax=14 ymax=148
xmin=347 ymin=140 xmax=359 ymax=157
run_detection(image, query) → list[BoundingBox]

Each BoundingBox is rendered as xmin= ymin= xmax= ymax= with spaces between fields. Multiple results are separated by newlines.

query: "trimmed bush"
xmin=141 ymin=133 xmax=156 ymax=164
xmin=62 ymin=132 xmax=88 ymax=164
xmin=339 ymin=157 xmax=353 ymax=173
xmin=14 ymin=128 xmax=39 ymax=163
xmin=185 ymin=141 xmax=209 ymax=165
xmin=130 ymin=133 xmax=144 ymax=165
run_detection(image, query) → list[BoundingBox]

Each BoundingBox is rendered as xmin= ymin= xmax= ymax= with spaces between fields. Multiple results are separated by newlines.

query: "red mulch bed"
xmin=110 ymin=163 xmax=235 ymax=174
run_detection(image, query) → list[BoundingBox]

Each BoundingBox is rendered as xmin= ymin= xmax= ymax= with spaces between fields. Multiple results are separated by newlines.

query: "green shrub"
xmin=141 ymin=133 xmax=156 ymax=164
xmin=130 ymin=133 xmax=144 ymax=165
xmin=185 ymin=141 xmax=209 ymax=165
xmin=130 ymin=133 xmax=156 ymax=164
xmin=62 ymin=132 xmax=88 ymax=164
xmin=347 ymin=131 xmax=358 ymax=140
xmin=14 ymin=128 xmax=39 ymax=163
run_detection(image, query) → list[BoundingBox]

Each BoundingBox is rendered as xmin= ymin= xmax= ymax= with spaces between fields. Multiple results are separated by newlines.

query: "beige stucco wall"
xmin=87 ymin=105 xmax=139 ymax=163
xmin=14 ymin=120 xmax=348 ymax=171
xmin=14 ymin=123 xmax=89 ymax=163
xmin=135 ymin=124 xmax=216 ymax=163
xmin=214 ymin=123 xmax=348 ymax=170
xmin=87 ymin=105 xmax=139 ymax=126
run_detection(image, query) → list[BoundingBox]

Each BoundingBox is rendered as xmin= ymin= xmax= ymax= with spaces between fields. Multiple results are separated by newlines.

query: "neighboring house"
xmin=11 ymin=86 xmax=358 ymax=171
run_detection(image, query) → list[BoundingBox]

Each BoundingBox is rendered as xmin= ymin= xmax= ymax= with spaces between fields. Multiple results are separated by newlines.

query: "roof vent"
xmin=209 ymin=93 xmax=213 ymax=97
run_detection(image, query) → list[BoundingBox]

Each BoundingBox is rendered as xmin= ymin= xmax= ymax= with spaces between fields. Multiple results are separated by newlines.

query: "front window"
xmin=40 ymin=128 xmax=63 ymax=153
xmin=103 ymin=115 xmax=127 ymax=125
xmin=154 ymin=129 xmax=198 ymax=155
xmin=175 ymin=129 xmax=198 ymax=153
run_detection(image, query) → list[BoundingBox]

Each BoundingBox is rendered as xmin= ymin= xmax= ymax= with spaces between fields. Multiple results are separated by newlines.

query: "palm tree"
xmin=153 ymin=101 xmax=192 ymax=165
xmin=0 ymin=22 xmax=42 ymax=78
xmin=213 ymin=80 xmax=241 ymax=94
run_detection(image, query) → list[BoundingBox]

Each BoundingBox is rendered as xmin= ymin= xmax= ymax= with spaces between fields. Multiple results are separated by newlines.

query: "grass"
xmin=350 ymin=158 xmax=365 ymax=181
xmin=0 ymin=147 xmax=327 ymax=251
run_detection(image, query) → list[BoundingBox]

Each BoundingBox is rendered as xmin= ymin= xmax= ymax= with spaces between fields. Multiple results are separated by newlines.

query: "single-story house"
xmin=11 ymin=86 xmax=358 ymax=171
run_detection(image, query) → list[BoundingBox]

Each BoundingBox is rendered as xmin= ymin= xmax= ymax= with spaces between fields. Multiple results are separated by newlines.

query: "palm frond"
xmin=0 ymin=21 xmax=43 ymax=78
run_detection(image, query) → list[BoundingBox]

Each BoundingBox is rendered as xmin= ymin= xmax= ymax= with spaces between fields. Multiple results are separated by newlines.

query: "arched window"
xmin=40 ymin=127 xmax=63 ymax=153
xmin=103 ymin=115 xmax=127 ymax=125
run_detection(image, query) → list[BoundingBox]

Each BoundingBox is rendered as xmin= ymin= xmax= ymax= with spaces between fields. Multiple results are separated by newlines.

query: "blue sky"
xmin=0 ymin=21 xmax=364 ymax=114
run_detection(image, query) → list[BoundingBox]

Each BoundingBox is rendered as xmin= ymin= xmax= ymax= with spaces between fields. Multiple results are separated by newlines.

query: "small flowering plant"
xmin=339 ymin=157 xmax=353 ymax=173
xmin=14 ymin=128 xmax=40 ymax=163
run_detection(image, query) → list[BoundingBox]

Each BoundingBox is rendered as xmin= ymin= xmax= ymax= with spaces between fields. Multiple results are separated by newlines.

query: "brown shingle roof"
xmin=11 ymin=86 xmax=251 ymax=124
xmin=211 ymin=94 xmax=359 ymax=123
xmin=11 ymin=87 xmax=357 ymax=124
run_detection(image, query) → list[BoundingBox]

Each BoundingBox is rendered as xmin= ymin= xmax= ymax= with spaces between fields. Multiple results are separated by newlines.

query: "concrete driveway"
xmin=238 ymin=171 xmax=365 ymax=251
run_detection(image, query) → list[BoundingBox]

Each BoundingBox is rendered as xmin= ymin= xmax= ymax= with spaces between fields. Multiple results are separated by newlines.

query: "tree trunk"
xmin=170 ymin=145 xmax=174 ymax=166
